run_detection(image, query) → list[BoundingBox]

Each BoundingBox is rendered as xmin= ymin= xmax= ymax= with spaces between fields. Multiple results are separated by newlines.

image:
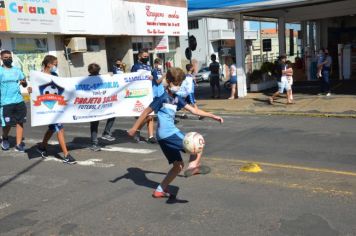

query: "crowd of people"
xmin=0 ymin=48 xmax=224 ymax=198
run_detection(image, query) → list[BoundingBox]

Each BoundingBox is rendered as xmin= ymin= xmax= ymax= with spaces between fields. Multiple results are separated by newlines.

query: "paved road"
xmin=1 ymin=112 xmax=356 ymax=235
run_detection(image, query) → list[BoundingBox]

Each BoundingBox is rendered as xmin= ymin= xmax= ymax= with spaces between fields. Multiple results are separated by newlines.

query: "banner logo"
xmin=133 ymin=100 xmax=145 ymax=113
xmin=33 ymin=81 xmax=66 ymax=109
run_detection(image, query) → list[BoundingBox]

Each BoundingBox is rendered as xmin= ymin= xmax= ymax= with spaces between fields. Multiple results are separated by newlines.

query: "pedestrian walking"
xmin=209 ymin=54 xmax=221 ymax=98
xmin=0 ymin=50 xmax=28 ymax=152
xmin=318 ymin=48 xmax=332 ymax=96
xmin=87 ymin=63 xmax=116 ymax=152
xmin=35 ymin=55 xmax=76 ymax=164
xmin=269 ymin=55 xmax=293 ymax=105
xmin=228 ymin=57 xmax=238 ymax=100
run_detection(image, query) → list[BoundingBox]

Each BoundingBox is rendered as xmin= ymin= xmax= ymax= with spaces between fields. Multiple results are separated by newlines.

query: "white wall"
xmin=59 ymin=0 xmax=113 ymax=35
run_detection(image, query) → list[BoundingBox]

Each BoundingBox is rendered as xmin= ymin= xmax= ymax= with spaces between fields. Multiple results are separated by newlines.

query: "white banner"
xmin=30 ymin=71 xmax=153 ymax=127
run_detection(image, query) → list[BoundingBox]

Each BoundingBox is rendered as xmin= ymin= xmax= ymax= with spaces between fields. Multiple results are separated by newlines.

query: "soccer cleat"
xmin=63 ymin=154 xmax=77 ymax=164
xmin=152 ymin=190 xmax=170 ymax=198
xmin=101 ymin=134 xmax=116 ymax=142
xmin=36 ymin=145 xmax=48 ymax=158
xmin=1 ymin=138 xmax=10 ymax=151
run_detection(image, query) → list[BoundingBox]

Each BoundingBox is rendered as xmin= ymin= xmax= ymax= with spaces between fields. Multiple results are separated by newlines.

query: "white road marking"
xmin=0 ymin=202 xmax=11 ymax=210
xmin=24 ymin=138 xmax=156 ymax=154
xmin=100 ymin=146 xmax=156 ymax=154
xmin=44 ymin=157 xmax=114 ymax=168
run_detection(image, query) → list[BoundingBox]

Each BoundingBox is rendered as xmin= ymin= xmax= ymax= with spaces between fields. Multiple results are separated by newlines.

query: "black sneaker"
xmin=63 ymin=154 xmax=77 ymax=164
xmin=101 ymin=134 xmax=115 ymax=142
xmin=147 ymin=137 xmax=157 ymax=144
xmin=14 ymin=143 xmax=26 ymax=153
xmin=133 ymin=131 xmax=145 ymax=143
xmin=1 ymin=138 xmax=10 ymax=151
xmin=36 ymin=145 xmax=48 ymax=158
xmin=89 ymin=144 xmax=101 ymax=152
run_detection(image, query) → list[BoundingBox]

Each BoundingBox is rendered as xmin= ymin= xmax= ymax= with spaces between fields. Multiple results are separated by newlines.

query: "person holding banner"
xmin=131 ymin=49 xmax=157 ymax=144
xmin=88 ymin=63 xmax=116 ymax=152
xmin=35 ymin=55 xmax=77 ymax=164
xmin=0 ymin=50 xmax=28 ymax=152
xmin=152 ymin=58 xmax=165 ymax=98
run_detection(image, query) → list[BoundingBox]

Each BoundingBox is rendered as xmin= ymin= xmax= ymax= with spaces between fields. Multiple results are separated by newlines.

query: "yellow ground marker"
xmin=209 ymin=157 xmax=356 ymax=177
xmin=239 ymin=163 xmax=262 ymax=173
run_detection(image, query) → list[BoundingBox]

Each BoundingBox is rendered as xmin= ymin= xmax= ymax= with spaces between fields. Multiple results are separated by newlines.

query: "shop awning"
xmin=188 ymin=0 xmax=337 ymax=19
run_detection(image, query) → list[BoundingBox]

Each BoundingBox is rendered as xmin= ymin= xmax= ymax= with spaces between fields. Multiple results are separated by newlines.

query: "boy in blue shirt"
xmin=0 ymin=50 xmax=28 ymax=152
xmin=128 ymin=67 xmax=223 ymax=198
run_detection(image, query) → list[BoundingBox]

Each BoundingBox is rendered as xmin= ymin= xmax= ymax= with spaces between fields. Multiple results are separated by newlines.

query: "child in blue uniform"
xmin=128 ymin=67 xmax=223 ymax=198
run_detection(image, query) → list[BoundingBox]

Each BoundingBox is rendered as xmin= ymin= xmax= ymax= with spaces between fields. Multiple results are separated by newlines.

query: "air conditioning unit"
xmin=65 ymin=37 xmax=87 ymax=53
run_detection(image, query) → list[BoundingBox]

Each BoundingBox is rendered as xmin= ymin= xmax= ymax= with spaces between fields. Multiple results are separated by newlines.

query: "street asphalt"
xmin=1 ymin=103 xmax=356 ymax=235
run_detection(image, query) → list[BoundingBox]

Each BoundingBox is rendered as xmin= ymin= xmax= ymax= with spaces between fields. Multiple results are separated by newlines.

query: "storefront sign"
xmin=30 ymin=71 xmax=153 ymax=126
xmin=114 ymin=1 xmax=188 ymax=36
xmin=0 ymin=0 xmax=60 ymax=32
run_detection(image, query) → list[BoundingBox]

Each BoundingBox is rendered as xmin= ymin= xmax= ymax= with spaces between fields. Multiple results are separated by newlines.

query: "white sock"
xmin=156 ymin=185 xmax=164 ymax=192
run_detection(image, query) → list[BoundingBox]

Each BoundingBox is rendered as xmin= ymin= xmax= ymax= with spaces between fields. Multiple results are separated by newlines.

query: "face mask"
xmin=157 ymin=65 xmax=163 ymax=70
xmin=2 ymin=59 xmax=13 ymax=67
xmin=141 ymin=57 xmax=149 ymax=64
xmin=169 ymin=85 xmax=180 ymax=94
xmin=51 ymin=66 xmax=58 ymax=73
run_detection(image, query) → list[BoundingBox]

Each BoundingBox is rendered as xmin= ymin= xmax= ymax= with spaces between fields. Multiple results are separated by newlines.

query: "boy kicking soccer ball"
xmin=127 ymin=67 xmax=223 ymax=198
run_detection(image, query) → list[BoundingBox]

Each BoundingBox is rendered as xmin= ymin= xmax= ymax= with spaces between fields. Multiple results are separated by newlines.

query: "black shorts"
xmin=1 ymin=102 xmax=27 ymax=127
xmin=210 ymin=74 xmax=220 ymax=87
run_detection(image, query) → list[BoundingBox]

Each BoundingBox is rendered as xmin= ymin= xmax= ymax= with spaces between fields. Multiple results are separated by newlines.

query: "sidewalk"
xmin=195 ymin=81 xmax=356 ymax=118
xmin=198 ymin=93 xmax=356 ymax=118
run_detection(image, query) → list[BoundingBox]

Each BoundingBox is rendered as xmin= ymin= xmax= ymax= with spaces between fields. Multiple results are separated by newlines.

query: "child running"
xmin=35 ymin=55 xmax=76 ymax=164
xmin=127 ymin=67 xmax=223 ymax=198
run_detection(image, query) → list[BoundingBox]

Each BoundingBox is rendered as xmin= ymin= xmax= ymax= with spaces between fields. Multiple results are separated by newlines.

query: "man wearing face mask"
xmin=131 ymin=49 xmax=156 ymax=144
xmin=0 ymin=50 xmax=28 ymax=152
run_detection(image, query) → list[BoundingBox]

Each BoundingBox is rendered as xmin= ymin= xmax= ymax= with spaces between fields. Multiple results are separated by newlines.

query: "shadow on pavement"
xmin=110 ymin=167 xmax=188 ymax=204
xmin=0 ymin=159 xmax=43 ymax=189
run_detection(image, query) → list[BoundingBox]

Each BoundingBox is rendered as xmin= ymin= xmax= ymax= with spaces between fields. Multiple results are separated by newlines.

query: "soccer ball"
xmin=43 ymin=85 xmax=59 ymax=95
xmin=183 ymin=132 xmax=205 ymax=154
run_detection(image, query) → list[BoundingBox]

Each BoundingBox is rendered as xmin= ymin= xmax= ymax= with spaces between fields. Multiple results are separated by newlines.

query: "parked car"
xmin=195 ymin=67 xmax=225 ymax=83
xmin=195 ymin=67 xmax=210 ymax=83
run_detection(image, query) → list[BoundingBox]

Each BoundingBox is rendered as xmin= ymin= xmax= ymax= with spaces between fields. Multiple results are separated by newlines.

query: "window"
xmin=87 ymin=38 xmax=100 ymax=52
xmin=188 ymin=20 xmax=199 ymax=30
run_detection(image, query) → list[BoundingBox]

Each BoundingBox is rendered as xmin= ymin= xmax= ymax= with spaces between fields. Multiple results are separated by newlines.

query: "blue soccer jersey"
xmin=149 ymin=91 xmax=186 ymax=140
xmin=0 ymin=66 xmax=25 ymax=106
xmin=131 ymin=61 xmax=152 ymax=72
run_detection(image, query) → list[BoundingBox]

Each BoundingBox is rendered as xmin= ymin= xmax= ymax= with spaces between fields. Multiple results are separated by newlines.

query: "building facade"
xmin=0 ymin=0 xmax=188 ymax=77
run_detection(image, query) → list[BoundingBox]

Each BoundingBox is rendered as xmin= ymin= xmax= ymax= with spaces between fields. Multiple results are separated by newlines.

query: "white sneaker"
xmin=326 ymin=93 xmax=331 ymax=97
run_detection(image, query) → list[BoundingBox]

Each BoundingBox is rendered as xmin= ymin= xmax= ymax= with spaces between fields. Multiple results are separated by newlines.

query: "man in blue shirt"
xmin=131 ymin=49 xmax=156 ymax=144
xmin=0 ymin=50 xmax=28 ymax=152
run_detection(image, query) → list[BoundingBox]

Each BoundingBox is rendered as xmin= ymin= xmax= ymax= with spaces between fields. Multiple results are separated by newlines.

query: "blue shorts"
xmin=158 ymin=132 xmax=185 ymax=164
xmin=185 ymin=93 xmax=196 ymax=105
xmin=230 ymin=75 xmax=237 ymax=85
xmin=48 ymin=123 xmax=64 ymax=132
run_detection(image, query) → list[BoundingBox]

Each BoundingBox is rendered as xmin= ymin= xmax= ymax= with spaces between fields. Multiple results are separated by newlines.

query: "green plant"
xmin=260 ymin=61 xmax=275 ymax=74
xmin=249 ymin=69 xmax=263 ymax=84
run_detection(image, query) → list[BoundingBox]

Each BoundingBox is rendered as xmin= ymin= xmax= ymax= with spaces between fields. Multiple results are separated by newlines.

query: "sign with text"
xmin=30 ymin=71 xmax=153 ymax=126
xmin=0 ymin=0 xmax=59 ymax=32
xmin=113 ymin=1 xmax=188 ymax=36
